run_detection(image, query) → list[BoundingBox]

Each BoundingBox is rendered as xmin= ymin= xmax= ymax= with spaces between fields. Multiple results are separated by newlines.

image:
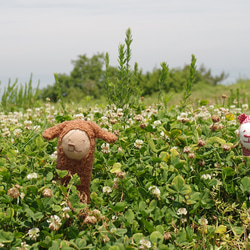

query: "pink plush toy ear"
xmin=238 ymin=113 xmax=250 ymax=124
xmin=42 ymin=121 xmax=68 ymax=140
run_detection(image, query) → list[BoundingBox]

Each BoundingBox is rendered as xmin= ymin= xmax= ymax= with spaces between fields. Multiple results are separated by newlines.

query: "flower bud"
xmin=42 ymin=188 xmax=53 ymax=197
xmin=197 ymin=139 xmax=206 ymax=147
xmin=163 ymin=232 xmax=172 ymax=240
xmin=188 ymin=153 xmax=195 ymax=159
xmin=83 ymin=215 xmax=97 ymax=225
xmin=222 ymin=144 xmax=231 ymax=151
xmin=140 ymin=123 xmax=147 ymax=129
xmin=116 ymin=171 xmax=126 ymax=179
xmin=8 ymin=187 xmax=20 ymax=199
xmin=183 ymin=146 xmax=191 ymax=154
xmin=211 ymin=115 xmax=220 ymax=123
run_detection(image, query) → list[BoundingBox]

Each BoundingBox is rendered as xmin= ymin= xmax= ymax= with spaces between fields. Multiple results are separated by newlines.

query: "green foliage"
xmin=1 ymin=94 xmax=250 ymax=248
xmin=40 ymin=53 xmax=106 ymax=102
xmin=0 ymin=74 xmax=40 ymax=112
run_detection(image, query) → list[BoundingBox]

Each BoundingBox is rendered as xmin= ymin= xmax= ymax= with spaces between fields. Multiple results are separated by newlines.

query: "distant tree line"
xmin=40 ymin=53 xmax=228 ymax=102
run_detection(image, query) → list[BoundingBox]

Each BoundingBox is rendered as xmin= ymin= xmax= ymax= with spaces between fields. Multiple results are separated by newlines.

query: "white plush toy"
xmin=238 ymin=113 xmax=250 ymax=156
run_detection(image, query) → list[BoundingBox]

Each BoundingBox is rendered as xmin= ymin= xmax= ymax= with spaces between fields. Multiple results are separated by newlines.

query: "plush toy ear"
xmin=238 ymin=113 xmax=247 ymax=124
xmin=42 ymin=121 xmax=68 ymax=140
xmin=87 ymin=121 xmax=117 ymax=143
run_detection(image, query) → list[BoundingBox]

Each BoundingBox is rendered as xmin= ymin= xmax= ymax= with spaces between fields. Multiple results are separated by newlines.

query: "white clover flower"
xmin=198 ymin=217 xmax=208 ymax=226
xmin=139 ymin=239 xmax=151 ymax=249
xmin=160 ymin=131 xmax=166 ymax=139
xmin=177 ymin=208 xmax=188 ymax=215
xmin=28 ymin=227 xmax=40 ymax=240
xmin=117 ymin=108 xmax=124 ymax=117
xmin=27 ymin=173 xmax=38 ymax=180
xmin=242 ymin=104 xmax=248 ymax=111
xmin=2 ymin=127 xmax=10 ymax=137
xmin=201 ymin=174 xmax=211 ymax=180
xmin=62 ymin=206 xmax=71 ymax=212
xmin=134 ymin=114 xmax=143 ymax=121
xmin=99 ymin=116 xmax=109 ymax=126
xmin=12 ymin=118 xmax=19 ymax=125
xmin=180 ymin=112 xmax=188 ymax=118
xmin=73 ymin=113 xmax=85 ymax=120
xmin=109 ymin=104 xmax=116 ymax=110
xmin=110 ymin=112 xmax=118 ymax=118
xmin=62 ymin=206 xmax=71 ymax=219
xmin=233 ymin=108 xmax=242 ymax=114
xmin=153 ymin=120 xmax=161 ymax=126
xmin=110 ymin=227 xmax=117 ymax=234
xmin=24 ymin=120 xmax=32 ymax=129
xmin=33 ymin=125 xmax=41 ymax=131
xmin=50 ymin=151 xmax=58 ymax=160
xmin=0 ymin=243 xmax=4 ymax=248
xmin=134 ymin=139 xmax=143 ymax=149
xmin=227 ymin=120 xmax=236 ymax=126
xmin=117 ymin=147 xmax=123 ymax=153
xmin=103 ymin=186 xmax=112 ymax=194
xmin=148 ymin=185 xmax=161 ymax=197
xmin=47 ymin=215 xmax=62 ymax=231
xmin=13 ymin=128 xmax=22 ymax=138
xmin=112 ymin=215 xmax=118 ymax=220
xmin=35 ymin=107 xmax=41 ymax=112
xmin=20 ymin=192 xmax=25 ymax=199
xmin=101 ymin=143 xmax=110 ymax=153
xmin=17 ymin=242 xmax=29 ymax=250
xmin=26 ymin=108 xmax=32 ymax=114
xmin=177 ymin=112 xmax=190 ymax=123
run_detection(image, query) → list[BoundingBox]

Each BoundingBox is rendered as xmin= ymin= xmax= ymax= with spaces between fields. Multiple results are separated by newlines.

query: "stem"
xmin=202 ymin=226 xmax=205 ymax=250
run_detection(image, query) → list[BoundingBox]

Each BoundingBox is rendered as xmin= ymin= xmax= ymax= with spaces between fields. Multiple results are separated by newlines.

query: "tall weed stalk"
xmin=180 ymin=54 xmax=197 ymax=110
xmin=54 ymin=73 xmax=70 ymax=120
xmin=158 ymin=62 xmax=169 ymax=108
xmin=105 ymin=28 xmax=141 ymax=113
xmin=0 ymin=74 xmax=40 ymax=112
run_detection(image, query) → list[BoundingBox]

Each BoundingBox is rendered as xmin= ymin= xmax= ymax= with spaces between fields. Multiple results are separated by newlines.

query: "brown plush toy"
xmin=42 ymin=120 xmax=117 ymax=203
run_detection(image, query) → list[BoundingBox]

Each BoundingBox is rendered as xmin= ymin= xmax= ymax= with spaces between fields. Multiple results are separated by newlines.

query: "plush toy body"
xmin=238 ymin=113 xmax=250 ymax=156
xmin=43 ymin=120 xmax=117 ymax=203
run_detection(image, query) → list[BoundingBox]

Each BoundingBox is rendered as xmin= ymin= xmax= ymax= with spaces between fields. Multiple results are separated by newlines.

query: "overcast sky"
xmin=1 ymin=0 xmax=250 ymax=89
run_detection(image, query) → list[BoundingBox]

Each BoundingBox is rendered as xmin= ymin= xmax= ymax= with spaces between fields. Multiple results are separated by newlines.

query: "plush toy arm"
xmin=42 ymin=121 xmax=68 ymax=140
xmin=88 ymin=121 xmax=117 ymax=143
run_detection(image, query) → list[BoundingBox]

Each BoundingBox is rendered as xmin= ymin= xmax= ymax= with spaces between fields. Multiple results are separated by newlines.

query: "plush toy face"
xmin=239 ymin=123 xmax=250 ymax=150
xmin=62 ymin=129 xmax=90 ymax=160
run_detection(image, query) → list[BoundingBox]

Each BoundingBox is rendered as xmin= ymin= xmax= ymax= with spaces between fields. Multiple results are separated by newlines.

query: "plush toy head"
xmin=43 ymin=119 xmax=117 ymax=203
xmin=238 ymin=113 xmax=250 ymax=156
xmin=62 ymin=129 xmax=90 ymax=160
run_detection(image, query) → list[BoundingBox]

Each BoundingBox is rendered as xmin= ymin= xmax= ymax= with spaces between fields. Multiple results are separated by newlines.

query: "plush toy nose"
xmin=244 ymin=134 xmax=250 ymax=138
xmin=68 ymin=142 xmax=75 ymax=146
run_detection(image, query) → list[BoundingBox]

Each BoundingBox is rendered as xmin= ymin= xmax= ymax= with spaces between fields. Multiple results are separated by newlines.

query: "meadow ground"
xmin=0 ymin=80 xmax=250 ymax=249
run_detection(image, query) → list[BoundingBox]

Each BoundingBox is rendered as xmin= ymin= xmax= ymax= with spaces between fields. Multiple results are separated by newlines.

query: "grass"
xmin=142 ymin=79 xmax=250 ymax=108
